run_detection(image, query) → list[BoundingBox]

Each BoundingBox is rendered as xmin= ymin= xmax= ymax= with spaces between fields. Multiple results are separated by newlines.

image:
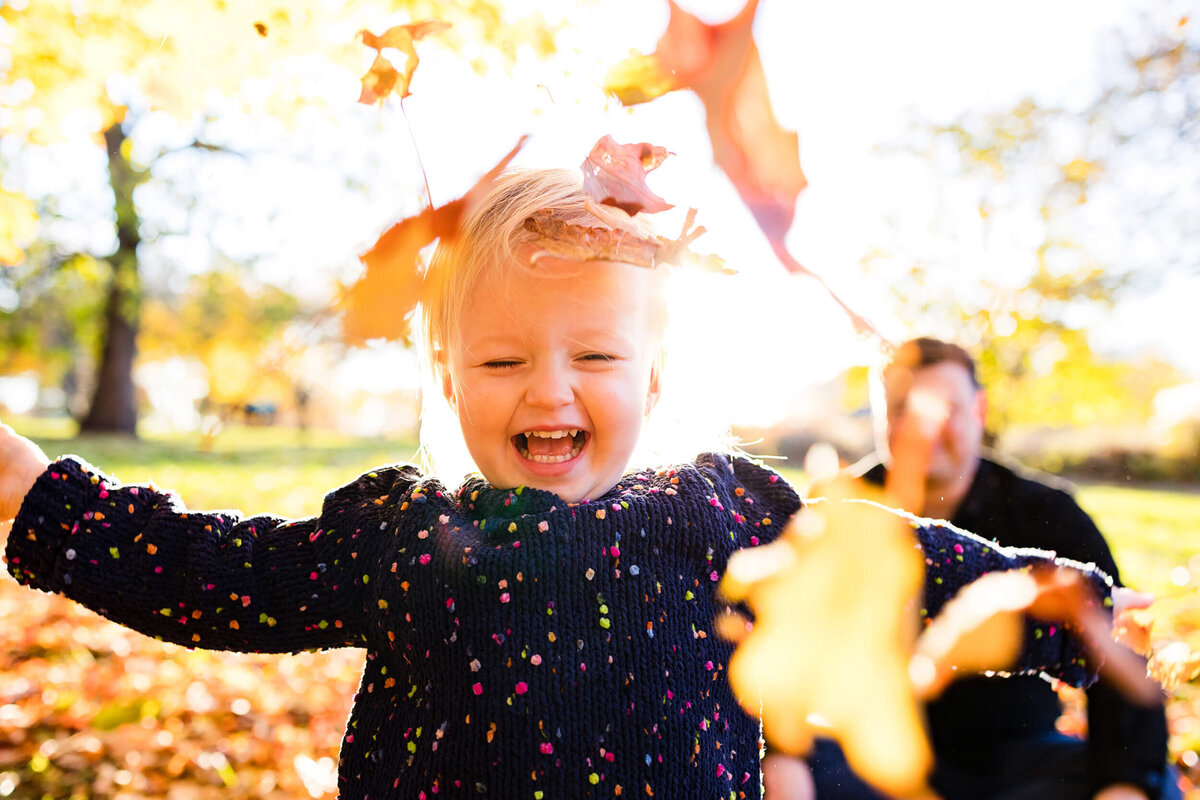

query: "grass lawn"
xmin=2 ymin=421 xmax=1197 ymax=797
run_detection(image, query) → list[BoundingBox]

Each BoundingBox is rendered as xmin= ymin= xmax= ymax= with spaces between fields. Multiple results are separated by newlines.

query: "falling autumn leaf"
xmin=603 ymin=0 xmax=887 ymax=340
xmin=343 ymin=136 xmax=527 ymax=344
xmin=580 ymin=134 xmax=673 ymax=215
xmin=720 ymin=475 xmax=933 ymax=797
xmin=357 ymin=20 xmax=452 ymax=105
xmin=605 ymin=0 xmax=803 ymax=240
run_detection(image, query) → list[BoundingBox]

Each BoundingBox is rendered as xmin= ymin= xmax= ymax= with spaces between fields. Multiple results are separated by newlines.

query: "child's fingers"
xmin=1111 ymin=587 xmax=1154 ymax=617
xmin=0 ymin=422 xmax=50 ymax=522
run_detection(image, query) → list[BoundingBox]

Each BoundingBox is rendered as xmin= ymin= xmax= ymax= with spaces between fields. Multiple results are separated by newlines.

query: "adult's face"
xmin=885 ymin=360 xmax=986 ymax=485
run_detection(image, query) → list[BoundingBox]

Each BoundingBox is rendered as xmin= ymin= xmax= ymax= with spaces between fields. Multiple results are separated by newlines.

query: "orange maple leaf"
xmin=357 ymin=20 xmax=452 ymax=105
xmin=343 ymin=137 xmax=527 ymax=344
xmin=580 ymin=135 xmax=674 ymax=216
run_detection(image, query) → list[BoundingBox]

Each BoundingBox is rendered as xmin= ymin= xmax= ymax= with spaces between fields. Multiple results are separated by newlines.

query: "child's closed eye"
xmin=578 ymin=352 xmax=619 ymax=364
xmin=482 ymin=359 xmax=523 ymax=370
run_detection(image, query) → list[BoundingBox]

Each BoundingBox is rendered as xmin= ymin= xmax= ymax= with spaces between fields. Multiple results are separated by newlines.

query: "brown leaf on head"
xmin=344 ymin=137 xmax=527 ymax=344
xmin=523 ymin=207 xmax=731 ymax=274
xmin=357 ymin=20 xmax=451 ymax=105
xmin=580 ymin=135 xmax=673 ymax=216
xmin=524 ymin=211 xmax=661 ymax=267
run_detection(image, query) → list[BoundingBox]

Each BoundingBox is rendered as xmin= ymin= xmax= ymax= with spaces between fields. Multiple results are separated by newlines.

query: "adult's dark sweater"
xmin=859 ymin=454 xmax=1171 ymax=799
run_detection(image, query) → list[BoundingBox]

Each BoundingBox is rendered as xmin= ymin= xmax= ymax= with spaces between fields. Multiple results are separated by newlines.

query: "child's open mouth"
xmin=514 ymin=429 xmax=588 ymax=463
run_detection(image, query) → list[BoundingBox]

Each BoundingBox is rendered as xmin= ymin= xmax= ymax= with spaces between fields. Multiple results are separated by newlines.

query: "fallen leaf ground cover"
xmin=0 ymin=423 xmax=1196 ymax=798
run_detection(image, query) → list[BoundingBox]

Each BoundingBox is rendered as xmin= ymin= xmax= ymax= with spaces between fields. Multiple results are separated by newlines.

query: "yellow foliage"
xmin=0 ymin=187 xmax=38 ymax=265
xmin=0 ymin=0 xmax=553 ymax=142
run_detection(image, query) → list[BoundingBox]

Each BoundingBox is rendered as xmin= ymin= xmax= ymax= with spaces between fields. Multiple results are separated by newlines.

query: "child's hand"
xmin=0 ymin=421 xmax=49 ymax=522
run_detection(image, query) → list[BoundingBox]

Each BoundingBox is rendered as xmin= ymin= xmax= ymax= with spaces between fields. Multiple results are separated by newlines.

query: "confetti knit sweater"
xmin=6 ymin=453 xmax=1105 ymax=800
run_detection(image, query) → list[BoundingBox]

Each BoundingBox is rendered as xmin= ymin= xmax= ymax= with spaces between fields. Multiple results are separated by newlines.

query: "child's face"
xmin=443 ymin=256 xmax=662 ymax=502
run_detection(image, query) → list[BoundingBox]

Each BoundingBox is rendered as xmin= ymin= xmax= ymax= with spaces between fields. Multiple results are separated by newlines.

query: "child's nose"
xmin=525 ymin=363 xmax=574 ymax=409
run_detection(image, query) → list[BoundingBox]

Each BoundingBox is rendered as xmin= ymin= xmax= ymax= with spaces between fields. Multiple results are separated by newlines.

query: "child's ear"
xmin=438 ymin=354 xmax=457 ymax=409
xmin=644 ymin=355 xmax=663 ymax=415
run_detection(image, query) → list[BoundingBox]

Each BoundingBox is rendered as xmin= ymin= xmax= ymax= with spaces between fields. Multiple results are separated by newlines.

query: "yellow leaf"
xmin=602 ymin=53 xmax=678 ymax=106
xmin=721 ymin=476 xmax=932 ymax=797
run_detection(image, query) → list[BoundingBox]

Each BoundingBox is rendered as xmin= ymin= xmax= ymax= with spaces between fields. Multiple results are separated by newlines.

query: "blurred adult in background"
xmin=805 ymin=337 xmax=1178 ymax=800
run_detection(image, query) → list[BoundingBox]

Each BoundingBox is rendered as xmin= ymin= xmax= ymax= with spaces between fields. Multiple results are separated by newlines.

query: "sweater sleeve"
xmin=913 ymin=518 xmax=1112 ymax=689
xmin=5 ymin=456 xmax=419 ymax=654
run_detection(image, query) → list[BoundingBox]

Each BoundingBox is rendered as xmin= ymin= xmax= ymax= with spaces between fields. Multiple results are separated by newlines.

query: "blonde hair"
xmin=421 ymin=168 xmax=660 ymax=383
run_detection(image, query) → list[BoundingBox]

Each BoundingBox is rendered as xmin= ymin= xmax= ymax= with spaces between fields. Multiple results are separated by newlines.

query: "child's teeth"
xmin=525 ymin=430 xmax=576 ymax=439
xmin=518 ymin=430 xmax=586 ymax=463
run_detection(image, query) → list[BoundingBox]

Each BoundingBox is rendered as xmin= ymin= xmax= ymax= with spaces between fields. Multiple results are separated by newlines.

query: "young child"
xmin=0 ymin=168 xmax=1112 ymax=800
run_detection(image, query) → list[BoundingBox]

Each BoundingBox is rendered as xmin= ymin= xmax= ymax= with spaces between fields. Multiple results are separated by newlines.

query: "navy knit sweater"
xmin=6 ymin=453 xmax=1105 ymax=799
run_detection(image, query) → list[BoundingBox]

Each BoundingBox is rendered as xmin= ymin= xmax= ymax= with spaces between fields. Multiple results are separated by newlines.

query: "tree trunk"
xmin=81 ymin=122 xmax=142 ymax=436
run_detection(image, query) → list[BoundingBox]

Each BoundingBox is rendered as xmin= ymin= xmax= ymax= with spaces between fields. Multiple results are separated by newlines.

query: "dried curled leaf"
xmin=721 ymin=475 xmax=932 ymax=797
xmin=524 ymin=207 xmax=731 ymax=274
xmin=580 ymin=135 xmax=673 ymax=215
xmin=357 ymin=20 xmax=451 ymax=105
xmin=344 ymin=137 xmax=526 ymax=344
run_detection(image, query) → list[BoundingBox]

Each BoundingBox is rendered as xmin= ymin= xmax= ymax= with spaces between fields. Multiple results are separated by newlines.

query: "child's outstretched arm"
xmin=5 ymin=449 xmax=417 ymax=655
xmin=0 ymin=421 xmax=50 ymax=527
